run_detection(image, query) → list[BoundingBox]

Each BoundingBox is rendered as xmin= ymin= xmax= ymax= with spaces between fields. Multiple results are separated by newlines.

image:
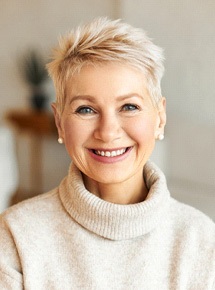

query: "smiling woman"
xmin=0 ymin=17 xmax=214 ymax=289
xmin=52 ymin=63 xmax=165 ymax=203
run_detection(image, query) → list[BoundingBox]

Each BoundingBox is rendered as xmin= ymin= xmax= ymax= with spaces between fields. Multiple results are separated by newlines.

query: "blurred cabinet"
xmin=6 ymin=110 xmax=57 ymax=205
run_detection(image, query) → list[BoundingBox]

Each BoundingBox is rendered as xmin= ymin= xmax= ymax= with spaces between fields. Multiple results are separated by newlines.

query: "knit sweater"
xmin=0 ymin=162 xmax=214 ymax=290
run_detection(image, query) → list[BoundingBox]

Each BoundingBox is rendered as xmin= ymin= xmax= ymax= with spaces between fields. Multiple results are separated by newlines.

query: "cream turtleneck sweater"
xmin=0 ymin=162 xmax=214 ymax=289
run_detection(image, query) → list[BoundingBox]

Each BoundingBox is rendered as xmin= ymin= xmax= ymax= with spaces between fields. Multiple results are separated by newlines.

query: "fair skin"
xmin=53 ymin=63 xmax=166 ymax=205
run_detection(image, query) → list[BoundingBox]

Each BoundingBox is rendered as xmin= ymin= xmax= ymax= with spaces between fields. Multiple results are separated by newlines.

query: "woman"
xmin=0 ymin=17 xmax=214 ymax=289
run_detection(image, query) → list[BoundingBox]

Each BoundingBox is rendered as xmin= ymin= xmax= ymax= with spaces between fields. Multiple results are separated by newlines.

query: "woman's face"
xmin=53 ymin=63 xmax=166 ymax=185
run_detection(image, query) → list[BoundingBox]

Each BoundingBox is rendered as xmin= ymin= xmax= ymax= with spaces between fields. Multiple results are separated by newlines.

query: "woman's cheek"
xmin=130 ymin=118 xmax=155 ymax=141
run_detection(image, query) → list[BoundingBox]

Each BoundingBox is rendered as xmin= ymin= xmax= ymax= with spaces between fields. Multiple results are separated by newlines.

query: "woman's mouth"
xmin=93 ymin=148 xmax=127 ymax=157
xmin=88 ymin=147 xmax=132 ymax=163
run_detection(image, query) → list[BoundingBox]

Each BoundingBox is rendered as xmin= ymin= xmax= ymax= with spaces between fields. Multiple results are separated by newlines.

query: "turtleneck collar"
xmin=59 ymin=161 xmax=170 ymax=241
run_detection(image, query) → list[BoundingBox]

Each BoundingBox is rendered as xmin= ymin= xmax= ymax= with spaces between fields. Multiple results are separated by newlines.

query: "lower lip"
xmin=88 ymin=147 xmax=133 ymax=164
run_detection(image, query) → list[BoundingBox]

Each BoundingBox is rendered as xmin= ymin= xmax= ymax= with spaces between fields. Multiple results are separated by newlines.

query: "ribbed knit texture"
xmin=0 ymin=161 xmax=214 ymax=289
xmin=59 ymin=161 xmax=170 ymax=240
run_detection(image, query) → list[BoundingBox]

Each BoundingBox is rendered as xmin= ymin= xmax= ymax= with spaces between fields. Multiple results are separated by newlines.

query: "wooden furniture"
xmin=6 ymin=110 xmax=57 ymax=205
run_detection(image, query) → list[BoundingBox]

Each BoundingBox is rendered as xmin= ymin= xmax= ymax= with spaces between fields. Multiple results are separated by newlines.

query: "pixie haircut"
xmin=47 ymin=17 xmax=164 ymax=113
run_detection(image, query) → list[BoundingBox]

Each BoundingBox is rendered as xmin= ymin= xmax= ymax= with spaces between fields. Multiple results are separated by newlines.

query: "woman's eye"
xmin=121 ymin=104 xmax=139 ymax=111
xmin=75 ymin=106 xmax=95 ymax=115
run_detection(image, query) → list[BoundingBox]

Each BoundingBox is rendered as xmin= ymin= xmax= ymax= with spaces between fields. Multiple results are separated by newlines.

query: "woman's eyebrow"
xmin=69 ymin=93 xmax=143 ymax=104
xmin=69 ymin=95 xmax=97 ymax=104
xmin=116 ymin=94 xmax=143 ymax=101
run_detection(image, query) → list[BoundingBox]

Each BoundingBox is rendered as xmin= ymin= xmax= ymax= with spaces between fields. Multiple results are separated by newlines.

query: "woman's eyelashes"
xmin=74 ymin=103 xmax=140 ymax=116
xmin=121 ymin=103 xmax=140 ymax=112
xmin=75 ymin=106 xmax=96 ymax=115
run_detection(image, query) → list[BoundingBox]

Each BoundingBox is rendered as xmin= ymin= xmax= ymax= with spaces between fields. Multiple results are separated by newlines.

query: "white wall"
xmin=0 ymin=127 xmax=18 ymax=212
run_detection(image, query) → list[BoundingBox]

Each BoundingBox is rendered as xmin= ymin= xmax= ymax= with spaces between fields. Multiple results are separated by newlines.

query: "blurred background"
xmin=0 ymin=0 xmax=214 ymax=219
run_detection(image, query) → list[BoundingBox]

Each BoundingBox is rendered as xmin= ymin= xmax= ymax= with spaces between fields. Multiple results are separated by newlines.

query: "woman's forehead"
xmin=65 ymin=63 xmax=148 ymax=96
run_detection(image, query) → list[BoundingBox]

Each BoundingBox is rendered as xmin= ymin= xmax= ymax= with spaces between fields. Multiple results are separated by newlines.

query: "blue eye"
xmin=75 ymin=106 xmax=95 ymax=114
xmin=122 ymin=104 xmax=139 ymax=111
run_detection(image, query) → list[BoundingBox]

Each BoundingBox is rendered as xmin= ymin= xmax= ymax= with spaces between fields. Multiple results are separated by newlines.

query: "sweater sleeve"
xmin=0 ymin=216 xmax=23 ymax=289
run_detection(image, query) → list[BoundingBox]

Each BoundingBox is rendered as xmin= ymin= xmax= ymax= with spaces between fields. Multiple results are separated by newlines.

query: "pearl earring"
xmin=157 ymin=133 xmax=164 ymax=141
xmin=58 ymin=137 xmax=64 ymax=144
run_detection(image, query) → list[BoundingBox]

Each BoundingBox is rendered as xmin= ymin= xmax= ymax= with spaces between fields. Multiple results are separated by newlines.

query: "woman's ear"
xmin=52 ymin=103 xmax=64 ymax=139
xmin=155 ymin=97 xmax=166 ymax=138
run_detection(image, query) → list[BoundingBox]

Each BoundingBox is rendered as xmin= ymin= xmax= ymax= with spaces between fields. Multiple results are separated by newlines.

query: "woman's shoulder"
xmin=0 ymin=188 xmax=60 ymax=224
xmin=168 ymin=197 xmax=215 ymax=240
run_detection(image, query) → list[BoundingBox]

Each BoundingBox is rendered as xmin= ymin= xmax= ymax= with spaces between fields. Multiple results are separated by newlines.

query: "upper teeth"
xmin=95 ymin=148 xmax=126 ymax=157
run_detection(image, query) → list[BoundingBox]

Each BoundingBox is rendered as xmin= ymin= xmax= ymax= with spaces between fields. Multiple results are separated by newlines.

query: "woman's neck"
xmin=82 ymin=171 xmax=148 ymax=205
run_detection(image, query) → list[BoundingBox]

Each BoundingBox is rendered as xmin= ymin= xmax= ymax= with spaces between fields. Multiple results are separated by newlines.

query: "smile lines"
xmin=93 ymin=148 xmax=128 ymax=157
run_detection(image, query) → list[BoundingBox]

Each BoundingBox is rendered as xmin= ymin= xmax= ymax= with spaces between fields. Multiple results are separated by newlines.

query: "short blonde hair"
xmin=47 ymin=17 xmax=164 ymax=113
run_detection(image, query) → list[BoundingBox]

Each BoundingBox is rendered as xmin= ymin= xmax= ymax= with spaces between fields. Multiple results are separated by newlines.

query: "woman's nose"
xmin=93 ymin=113 xmax=122 ymax=143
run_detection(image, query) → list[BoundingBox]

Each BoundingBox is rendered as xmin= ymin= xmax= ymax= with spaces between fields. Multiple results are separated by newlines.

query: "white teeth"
xmin=95 ymin=148 xmax=126 ymax=157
